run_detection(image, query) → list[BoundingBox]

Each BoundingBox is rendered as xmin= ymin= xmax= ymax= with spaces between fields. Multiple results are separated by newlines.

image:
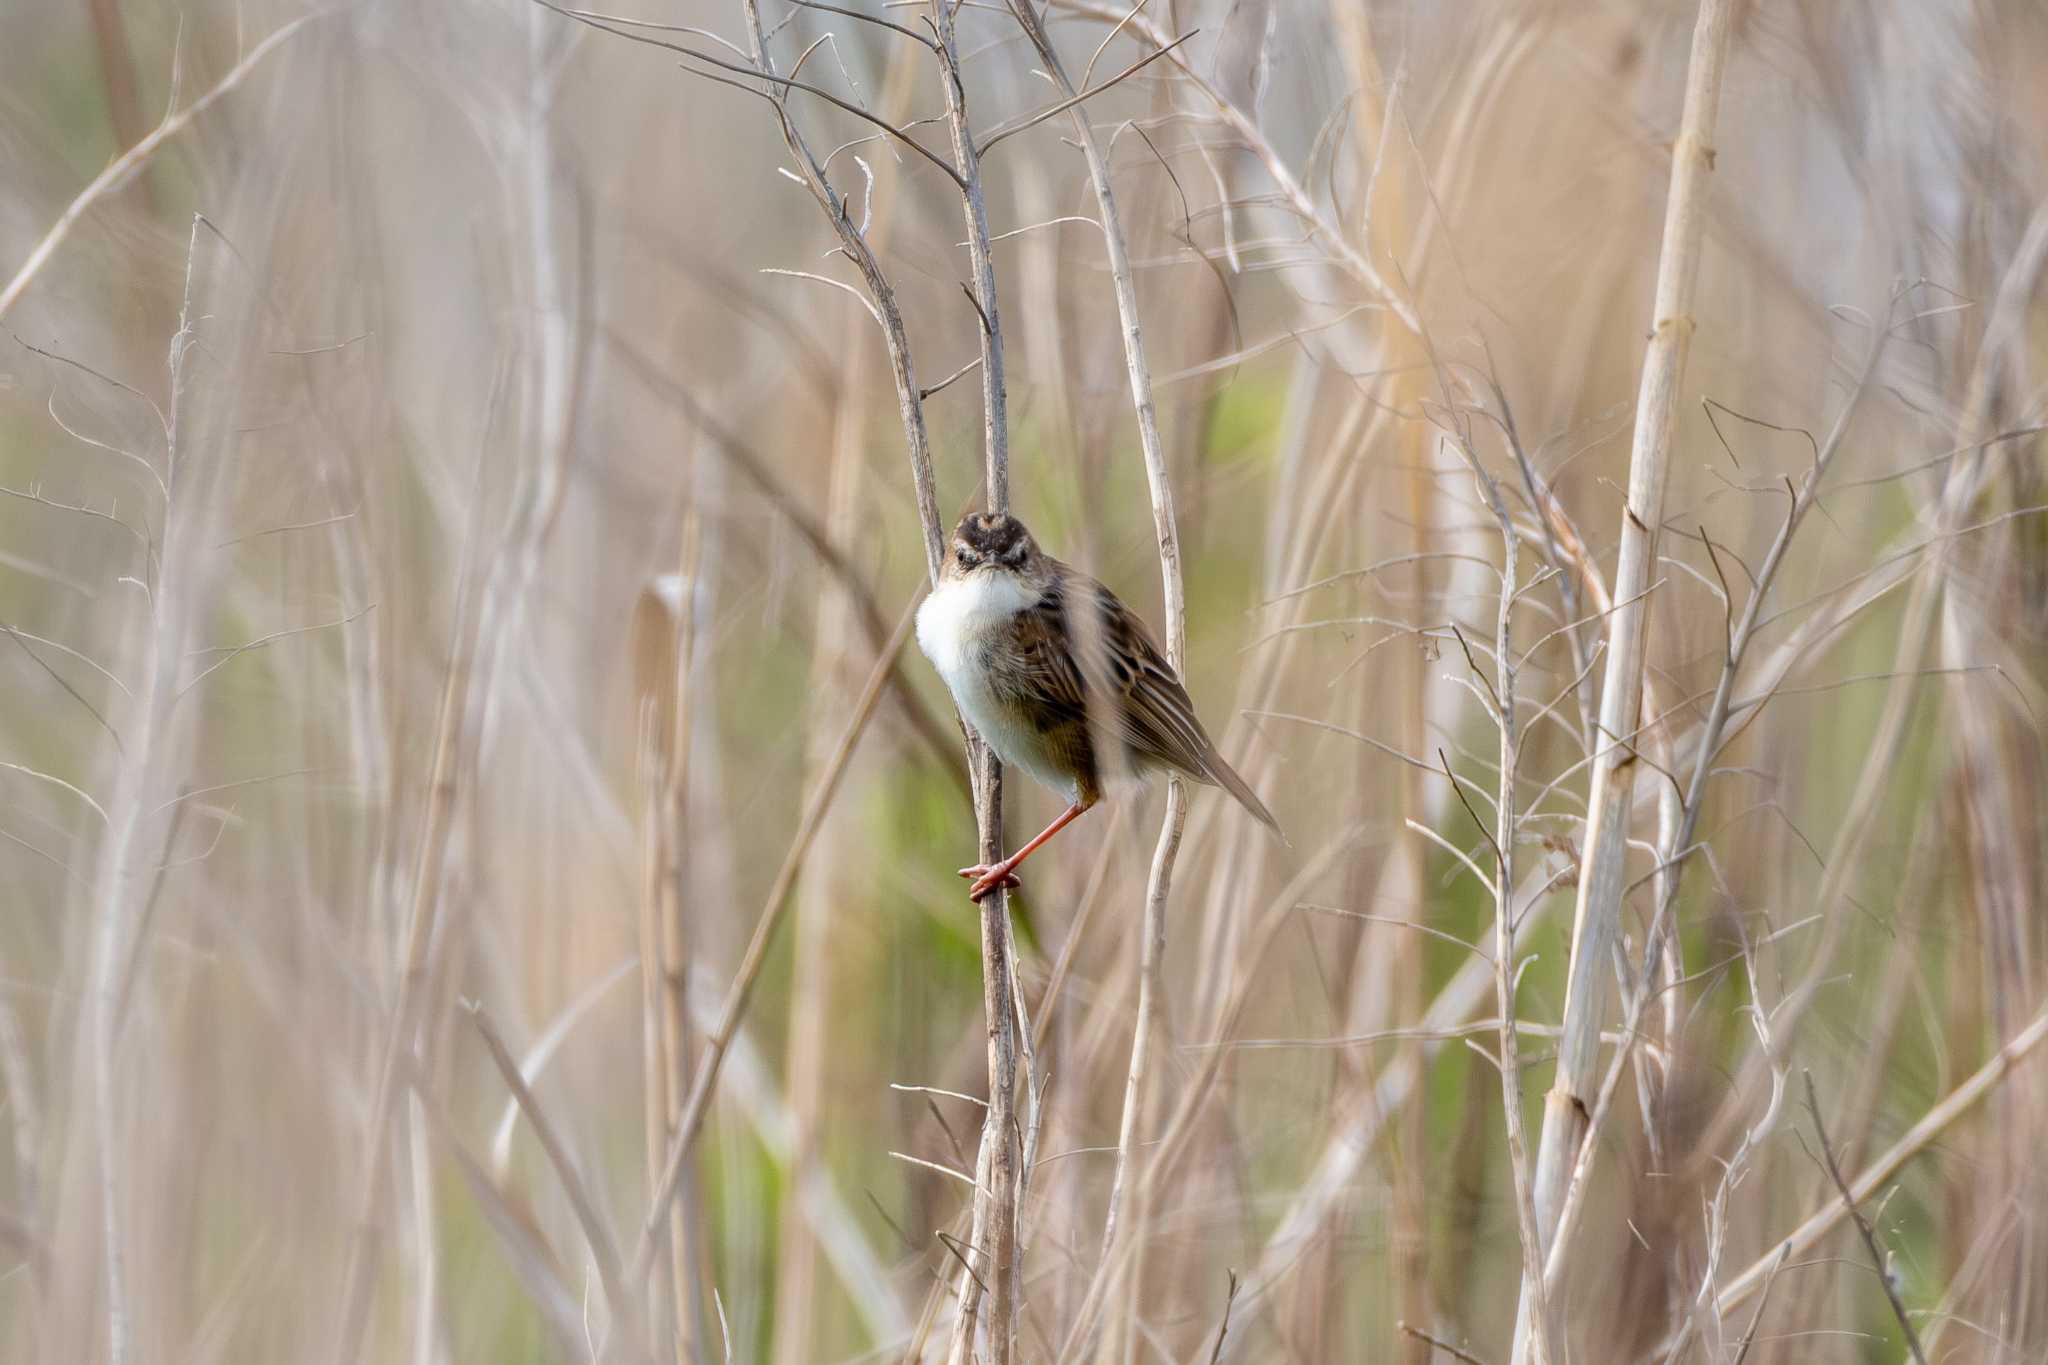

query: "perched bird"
xmin=916 ymin=511 xmax=1281 ymax=902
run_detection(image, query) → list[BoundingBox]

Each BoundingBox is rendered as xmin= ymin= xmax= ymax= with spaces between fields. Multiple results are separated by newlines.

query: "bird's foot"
xmin=957 ymin=864 xmax=1022 ymax=902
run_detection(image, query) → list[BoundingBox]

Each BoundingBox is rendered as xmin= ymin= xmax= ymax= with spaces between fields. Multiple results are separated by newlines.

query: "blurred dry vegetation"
xmin=2 ymin=0 xmax=2047 ymax=1362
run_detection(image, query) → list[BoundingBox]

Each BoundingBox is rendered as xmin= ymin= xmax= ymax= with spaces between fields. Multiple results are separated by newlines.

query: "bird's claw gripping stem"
xmin=958 ymin=864 xmax=1022 ymax=901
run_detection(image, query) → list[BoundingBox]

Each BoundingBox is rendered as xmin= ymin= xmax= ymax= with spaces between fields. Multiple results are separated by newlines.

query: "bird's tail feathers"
xmin=1199 ymin=752 xmax=1287 ymax=846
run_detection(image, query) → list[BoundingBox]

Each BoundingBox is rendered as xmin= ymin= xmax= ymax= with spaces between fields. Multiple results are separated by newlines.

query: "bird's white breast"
xmin=917 ymin=572 xmax=1073 ymax=797
xmin=917 ymin=571 xmax=1033 ymax=703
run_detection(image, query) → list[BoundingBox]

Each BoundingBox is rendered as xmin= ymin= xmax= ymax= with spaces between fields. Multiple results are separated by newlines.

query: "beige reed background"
xmin=2 ymin=0 xmax=2047 ymax=1361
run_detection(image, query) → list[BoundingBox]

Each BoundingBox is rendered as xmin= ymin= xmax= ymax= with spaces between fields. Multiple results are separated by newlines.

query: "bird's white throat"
xmin=918 ymin=568 xmax=1077 ymax=799
xmin=916 ymin=570 xmax=1035 ymax=686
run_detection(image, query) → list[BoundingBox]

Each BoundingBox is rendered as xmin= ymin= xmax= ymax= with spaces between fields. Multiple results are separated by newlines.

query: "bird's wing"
xmin=1007 ymin=564 xmax=1284 ymax=836
xmin=1008 ymin=567 xmax=1213 ymax=778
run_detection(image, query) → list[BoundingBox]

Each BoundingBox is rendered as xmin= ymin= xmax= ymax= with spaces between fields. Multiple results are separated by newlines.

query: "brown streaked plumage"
xmin=916 ymin=511 xmax=1282 ymax=902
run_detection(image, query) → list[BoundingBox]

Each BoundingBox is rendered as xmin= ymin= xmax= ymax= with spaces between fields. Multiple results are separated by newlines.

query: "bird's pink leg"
xmin=958 ymin=800 xmax=1094 ymax=902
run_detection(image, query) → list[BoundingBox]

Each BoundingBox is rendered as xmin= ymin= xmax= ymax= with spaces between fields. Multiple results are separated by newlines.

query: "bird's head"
xmin=946 ymin=511 xmax=1042 ymax=580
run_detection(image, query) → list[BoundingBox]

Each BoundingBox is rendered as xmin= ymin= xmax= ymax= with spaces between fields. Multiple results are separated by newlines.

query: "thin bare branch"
xmin=0 ymin=12 xmax=324 ymax=323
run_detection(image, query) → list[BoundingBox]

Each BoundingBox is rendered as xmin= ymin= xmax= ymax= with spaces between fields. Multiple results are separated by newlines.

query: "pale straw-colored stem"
xmin=1513 ymin=2 xmax=1734 ymax=1358
xmin=922 ymin=5 xmax=1019 ymax=1359
xmin=1538 ymin=325 xmax=1890 ymax=1289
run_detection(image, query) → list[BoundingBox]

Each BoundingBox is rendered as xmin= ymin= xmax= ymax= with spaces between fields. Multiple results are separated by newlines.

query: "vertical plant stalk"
xmin=601 ymin=0 xmax=983 ymax=1341
xmin=1537 ymin=328 xmax=1890 ymax=1288
xmin=1515 ymin=1 xmax=1733 ymax=1357
xmin=765 ymin=36 xmax=924 ymax=1348
xmin=83 ymin=218 xmax=203 ymax=1365
xmin=933 ymin=1 xmax=1009 ymax=512
xmin=926 ymin=7 xmax=1018 ymax=1361
xmin=999 ymin=0 xmax=1187 ymax=1275
xmin=1475 ymin=523 xmax=1559 ymax=1365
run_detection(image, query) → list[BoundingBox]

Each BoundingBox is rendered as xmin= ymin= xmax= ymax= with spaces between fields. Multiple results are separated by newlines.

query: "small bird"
xmin=916 ymin=511 xmax=1281 ymax=902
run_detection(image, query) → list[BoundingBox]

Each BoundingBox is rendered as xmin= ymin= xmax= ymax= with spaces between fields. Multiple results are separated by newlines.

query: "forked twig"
xmin=0 ymin=14 xmax=324 ymax=323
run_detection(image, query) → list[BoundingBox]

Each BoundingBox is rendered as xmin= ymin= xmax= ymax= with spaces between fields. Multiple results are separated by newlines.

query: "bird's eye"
xmin=956 ymin=548 xmax=975 ymax=568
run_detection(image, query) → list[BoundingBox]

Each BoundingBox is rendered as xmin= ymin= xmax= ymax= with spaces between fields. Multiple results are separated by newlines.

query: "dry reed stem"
xmin=1515 ymin=3 xmax=1734 ymax=1358
xmin=407 ymin=1076 xmax=590 ymax=1357
xmin=1329 ymin=20 xmax=1434 ymax=1354
xmin=1472 ymin=512 xmax=1555 ymax=1365
xmin=918 ymin=2 xmax=1019 ymax=1351
xmin=635 ymin=707 xmax=670 ymax=1342
xmin=1538 ymin=318 xmax=1894 ymax=1289
xmin=772 ymin=338 xmax=858 ymax=1365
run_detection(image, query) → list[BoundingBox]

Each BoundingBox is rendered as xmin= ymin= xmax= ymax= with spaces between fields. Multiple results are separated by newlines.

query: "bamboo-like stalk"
xmin=1536 ymin=326 xmax=1890 ymax=1290
xmin=1513 ymin=2 xmax=1734 ymax=1358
